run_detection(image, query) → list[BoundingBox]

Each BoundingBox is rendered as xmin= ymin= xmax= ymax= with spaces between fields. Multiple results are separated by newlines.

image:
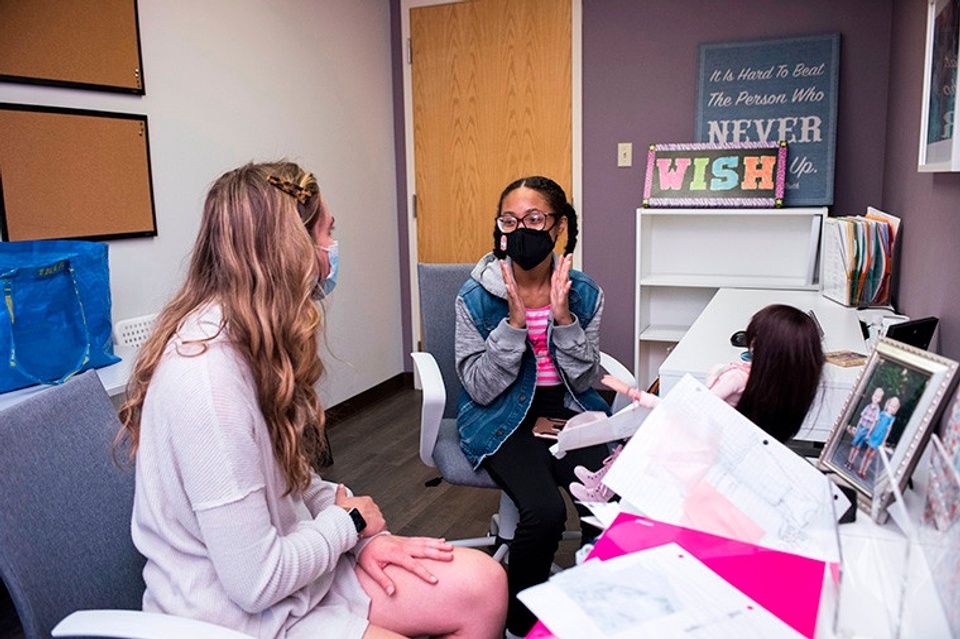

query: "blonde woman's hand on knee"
xmin=357 ymin=535 xmax=455 ymax=595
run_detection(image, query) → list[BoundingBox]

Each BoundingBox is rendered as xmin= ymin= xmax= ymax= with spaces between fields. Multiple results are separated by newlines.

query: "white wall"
xmin=0 ymin=0 xmax=403 ymax=406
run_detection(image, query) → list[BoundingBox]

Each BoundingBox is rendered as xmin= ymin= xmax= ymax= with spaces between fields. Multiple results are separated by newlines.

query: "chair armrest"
xmin=53 ymin=609 xmax=254 ymax=639
xmin=410 ymin=351 xmax=446 ymax=469
xmin=599 ymin=350 xmax=638 ymax=414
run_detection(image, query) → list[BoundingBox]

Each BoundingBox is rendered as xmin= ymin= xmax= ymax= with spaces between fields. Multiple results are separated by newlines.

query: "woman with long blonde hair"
xmin=116 ymin=161 xmax=506 ymax=639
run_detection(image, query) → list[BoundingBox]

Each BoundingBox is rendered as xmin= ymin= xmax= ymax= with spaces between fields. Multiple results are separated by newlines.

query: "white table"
xmin=659 ymin=288 xmax=868 ymax=443
xmin=0 ymin=344 xmax=137 ymax=411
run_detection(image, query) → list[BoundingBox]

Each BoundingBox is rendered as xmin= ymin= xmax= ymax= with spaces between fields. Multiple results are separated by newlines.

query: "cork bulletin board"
xmin=0 ymin=0 xmax=145 ymax=94
xmin=0 ymin=103 xmax=157 ymax=242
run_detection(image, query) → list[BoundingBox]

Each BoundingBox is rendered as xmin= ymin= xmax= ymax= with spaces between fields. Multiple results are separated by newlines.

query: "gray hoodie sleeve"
xmin=454 ymin=296 xmax=528 ymax=406
xmin=552 ymin=289 xmax=604 ymax=394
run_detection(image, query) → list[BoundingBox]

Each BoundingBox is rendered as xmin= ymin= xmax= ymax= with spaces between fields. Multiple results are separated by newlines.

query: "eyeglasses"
xmin=496 ymin=210 xmax=558 ymax=233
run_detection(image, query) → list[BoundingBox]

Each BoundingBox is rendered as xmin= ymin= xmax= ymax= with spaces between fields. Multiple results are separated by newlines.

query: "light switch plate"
xmin=617 ymin=142 xmax=632 ymax=167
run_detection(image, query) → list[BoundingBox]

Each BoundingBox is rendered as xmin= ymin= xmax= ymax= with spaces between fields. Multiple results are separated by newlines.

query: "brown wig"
xmin=115 ymin=161 xmax=328 ymax=495
xmin=735 ymin=304 xmax=824 ymax=443
xmin=492 ymin=176 xmax=578 ymax=259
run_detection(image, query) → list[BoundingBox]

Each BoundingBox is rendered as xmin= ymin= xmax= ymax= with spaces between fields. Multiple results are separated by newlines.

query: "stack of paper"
xmin=821 ymin=206 xmax=900 ymax=307
xmin=524 ymin=375 xmax=841 ymax=638
xmin=602 ymin=375 xmax=841 ymax=564
xmin=521 ymin=539 xmax=813 ymax=639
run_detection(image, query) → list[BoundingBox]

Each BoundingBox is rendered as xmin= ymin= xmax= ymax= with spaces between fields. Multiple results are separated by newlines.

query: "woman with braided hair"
xmin=455 ymin=175 xmax=610 ymax=638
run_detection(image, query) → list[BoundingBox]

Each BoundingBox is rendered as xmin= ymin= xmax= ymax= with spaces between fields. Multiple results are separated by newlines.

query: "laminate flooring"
xmin=324 ymin=386 xmax=582 ymax=565
xmin=0 ymin=385 xmax=582 ymax=639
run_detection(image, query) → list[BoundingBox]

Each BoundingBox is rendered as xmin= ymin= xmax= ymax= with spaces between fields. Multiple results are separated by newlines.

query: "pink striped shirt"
xmin=526 ymin=306 xmax=561 ymax=386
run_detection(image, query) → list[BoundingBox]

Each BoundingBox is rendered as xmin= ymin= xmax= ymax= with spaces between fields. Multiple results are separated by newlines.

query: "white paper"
xmin=552 ymin=401 xmax=652 ymax=458
xmin=518 ymin=543 xmax=804 ymax=639
xmin=603 ymin=375 xmax=840 ymax=563
xmin=578 ymin=501 xmax=626 ymax=530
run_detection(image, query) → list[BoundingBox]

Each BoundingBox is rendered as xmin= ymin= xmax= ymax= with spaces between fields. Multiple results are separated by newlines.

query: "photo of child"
xmin=845 ymin=387 xmax=884 ymax=470
xmin=828 ymin=356 xmax=931 ymax=492
xmin=857 ymin=396 xmax=901 ymax=479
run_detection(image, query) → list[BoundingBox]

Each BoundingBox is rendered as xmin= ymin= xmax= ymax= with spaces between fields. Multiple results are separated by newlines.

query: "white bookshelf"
xmin=634 ymin=207 xmax=827 ymax=388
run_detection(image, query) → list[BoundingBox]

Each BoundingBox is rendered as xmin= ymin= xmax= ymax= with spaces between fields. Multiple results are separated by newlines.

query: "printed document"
xmin=603 ymin=375 xmax=840 ymax=563
xmin=518 ymin=542 xmax=804 ymax=639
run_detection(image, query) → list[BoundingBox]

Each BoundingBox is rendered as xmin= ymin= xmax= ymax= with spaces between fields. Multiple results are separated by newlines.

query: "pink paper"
xmin=680 ymin=479 xmax=765 ymax=544
xmin=529 ymin=512 xmax=829 ymax=639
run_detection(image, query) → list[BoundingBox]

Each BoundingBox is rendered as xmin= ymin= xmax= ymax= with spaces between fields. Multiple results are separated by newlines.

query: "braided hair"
xmin=492 ymin=176 xmax=578 ymax=259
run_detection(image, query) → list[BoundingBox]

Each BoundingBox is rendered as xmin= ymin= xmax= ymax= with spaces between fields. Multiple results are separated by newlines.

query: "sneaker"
xmin=569 ymin=479 xmax=614 ymax=503
xmin=573 ymin=444 xmax=623 ymax=489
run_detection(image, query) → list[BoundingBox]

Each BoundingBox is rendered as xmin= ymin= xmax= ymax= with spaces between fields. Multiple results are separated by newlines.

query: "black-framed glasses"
xmin=496 ymin=210 xmax=558 ymax=233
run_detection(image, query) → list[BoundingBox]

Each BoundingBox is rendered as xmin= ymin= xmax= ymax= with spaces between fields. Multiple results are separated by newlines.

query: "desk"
xmin=0 ymin=344 xmax=137 ymax=411
xmin=659 ymin=288 xmax=867 ymax=443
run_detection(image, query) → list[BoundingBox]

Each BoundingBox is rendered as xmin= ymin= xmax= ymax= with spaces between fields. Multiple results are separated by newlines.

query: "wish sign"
xmin=642 ymin=142 xmax=786 ymax=208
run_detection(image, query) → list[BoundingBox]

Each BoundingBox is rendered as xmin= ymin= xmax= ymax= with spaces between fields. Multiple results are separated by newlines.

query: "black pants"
xmin=481 ymin=385 xmax=610 ymax=635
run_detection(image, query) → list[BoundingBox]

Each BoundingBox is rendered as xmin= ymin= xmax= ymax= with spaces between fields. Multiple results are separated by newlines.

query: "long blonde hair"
xmin=116 ymin=161 xmax=328 ymax=494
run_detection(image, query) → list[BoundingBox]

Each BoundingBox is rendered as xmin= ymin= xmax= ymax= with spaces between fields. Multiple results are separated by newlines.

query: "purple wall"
xmin=883 ymin=0 xmax=960 ymax=360
xmin=393 ymin=1 xmax=960 ymax=371
xmin=581 ymin=0 xmax=893 ymax=366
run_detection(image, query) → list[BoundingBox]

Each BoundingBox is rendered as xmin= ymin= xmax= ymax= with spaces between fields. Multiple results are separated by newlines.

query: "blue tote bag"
xmin=0 ymin=240 xmax=120 ymax=393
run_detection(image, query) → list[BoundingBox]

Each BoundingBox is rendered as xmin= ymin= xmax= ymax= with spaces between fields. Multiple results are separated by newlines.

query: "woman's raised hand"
xmin=550 ymin=254 xmax=573 ymax=326
xmin=500 ymin=259 xmax=527 ymax=329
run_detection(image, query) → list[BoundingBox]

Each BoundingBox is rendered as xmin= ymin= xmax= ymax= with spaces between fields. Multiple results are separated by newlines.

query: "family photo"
xmin=829 ymin=356 xmax=931 ymax=492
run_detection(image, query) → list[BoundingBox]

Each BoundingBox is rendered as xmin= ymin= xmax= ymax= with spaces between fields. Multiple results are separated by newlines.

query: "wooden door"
xmin=410 ymin=0 xmax=571 ymax=264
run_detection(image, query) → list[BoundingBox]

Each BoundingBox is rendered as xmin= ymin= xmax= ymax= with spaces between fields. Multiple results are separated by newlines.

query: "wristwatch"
xmin=346 ymin=507 xmax=367 ymax=534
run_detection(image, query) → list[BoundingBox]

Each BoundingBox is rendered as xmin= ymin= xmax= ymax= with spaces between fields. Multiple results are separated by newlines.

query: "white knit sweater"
xmin=132 ymin=306 xmax=370 ymax=638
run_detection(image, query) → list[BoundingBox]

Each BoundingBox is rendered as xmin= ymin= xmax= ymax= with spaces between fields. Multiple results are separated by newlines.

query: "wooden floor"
xmin=324 ymin=386 xmax=581 ymax=564
xmin=323 ymin=386 xmax=503 ymax=541
xmin=1 ymin=385 xmax=581 ymax=639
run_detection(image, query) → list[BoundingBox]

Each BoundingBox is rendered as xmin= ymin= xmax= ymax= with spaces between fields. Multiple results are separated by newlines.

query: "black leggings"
xmin=481 ymin=385 xmax=609 ymax=635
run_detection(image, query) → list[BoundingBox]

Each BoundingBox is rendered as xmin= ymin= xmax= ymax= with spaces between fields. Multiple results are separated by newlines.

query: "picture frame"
xmin=642 ymin=142 xmax=786 ymax=208
xmin=818 ymin=337 xmax=959 ymax=522
xmin=695 ymin=32 xmax=840 ymax=204
xmin=919 ymin=0 xmax=960 ymax=172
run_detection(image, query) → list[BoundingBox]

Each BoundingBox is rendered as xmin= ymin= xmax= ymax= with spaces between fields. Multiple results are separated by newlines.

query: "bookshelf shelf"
xmin=634 ymin=207 xmax=827 ymax=388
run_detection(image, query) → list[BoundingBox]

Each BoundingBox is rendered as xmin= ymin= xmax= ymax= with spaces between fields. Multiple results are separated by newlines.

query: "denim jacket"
xmin=454 ymin=253 xmax=609 ymax=468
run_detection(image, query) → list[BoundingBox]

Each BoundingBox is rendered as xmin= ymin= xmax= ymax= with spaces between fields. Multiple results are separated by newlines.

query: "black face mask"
xmin=505 ymin=228 xmax=556 ymax=271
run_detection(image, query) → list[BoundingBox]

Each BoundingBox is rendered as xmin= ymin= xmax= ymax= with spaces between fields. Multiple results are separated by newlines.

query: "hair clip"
xmin=267 ymin=175 xmax=313 ymax=205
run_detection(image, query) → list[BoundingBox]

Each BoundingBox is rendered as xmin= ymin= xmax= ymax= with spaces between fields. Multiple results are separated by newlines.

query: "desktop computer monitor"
xmin=885 ymin=317 xmax=939 ymax=351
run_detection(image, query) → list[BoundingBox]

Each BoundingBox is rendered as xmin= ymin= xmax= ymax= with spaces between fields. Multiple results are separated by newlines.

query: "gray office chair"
xmin=0 ymin=370 xmax=248 ymax=639
xmin=412 ymin=262 xmax=636 ymax=562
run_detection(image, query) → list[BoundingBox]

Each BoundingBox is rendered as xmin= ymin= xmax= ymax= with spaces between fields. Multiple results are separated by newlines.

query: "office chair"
xmin=412 ymin=262 xmax=636 ymax=563
xmin=113 ymin=313 xmax=158 ymax=349
xmin=0 ymin=370 xmax=249 ymax=639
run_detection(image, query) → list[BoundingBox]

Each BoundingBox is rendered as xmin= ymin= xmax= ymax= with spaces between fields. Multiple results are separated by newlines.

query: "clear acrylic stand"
xmin=833 ymin=438 xmax=955 ymax=638
xmin=911 ymin=434 xmax=960 ymax=637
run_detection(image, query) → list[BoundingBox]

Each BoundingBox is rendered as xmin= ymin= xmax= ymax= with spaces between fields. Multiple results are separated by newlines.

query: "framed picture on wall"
xmin=919 ymin=0 xmax=960 ymax=172
xmin=694 ymin=32 xmax=840 ymax=205
xmin=818 ymin=338 xmax=959 ymax=522
xmin=642 ymin=142 xmax=787 ymax=208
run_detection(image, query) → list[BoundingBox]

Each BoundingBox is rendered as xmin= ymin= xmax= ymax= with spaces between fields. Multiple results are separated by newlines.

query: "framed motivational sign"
xmin=695 ymin=32 xmax=840 ymax=206
xmin=642 ymin=142 xmax=786 ymax=207
xmin=919 ymin=0 xmax=960 ymax=172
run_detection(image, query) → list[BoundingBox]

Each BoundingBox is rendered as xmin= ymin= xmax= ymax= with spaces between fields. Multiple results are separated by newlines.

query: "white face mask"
xmin=314 ymin=240 xmax=339 ymax=300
